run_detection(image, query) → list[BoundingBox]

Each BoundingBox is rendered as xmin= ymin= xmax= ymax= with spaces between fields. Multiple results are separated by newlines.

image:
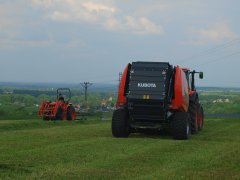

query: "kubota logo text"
xmin=138 ymin=83 xmax=157 ymax=88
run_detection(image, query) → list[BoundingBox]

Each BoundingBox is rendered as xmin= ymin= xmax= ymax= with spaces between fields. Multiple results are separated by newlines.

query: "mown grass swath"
xmin=0 ymin=118 xmax=239 ymax=179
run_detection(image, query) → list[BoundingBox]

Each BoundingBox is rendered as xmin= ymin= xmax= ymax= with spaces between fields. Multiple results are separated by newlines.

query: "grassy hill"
xmin=0 ymin=118 xmax=240 ymax=179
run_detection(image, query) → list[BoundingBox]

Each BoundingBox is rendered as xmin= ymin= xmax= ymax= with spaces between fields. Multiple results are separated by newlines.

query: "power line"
xmin=195 ymin=50 xmax=240 ymax=68
xmin=82 ymin=75 xmax=118 ymax=84
xmin=204 ymin=80 xmax=240 ymax=85
xmin=176 ymin=38 xmax=240 ymax=64
xmin=92 ymin=79 xmax=118 ymax=84
xmin=84 ymin=75 xmax=118 ymax=82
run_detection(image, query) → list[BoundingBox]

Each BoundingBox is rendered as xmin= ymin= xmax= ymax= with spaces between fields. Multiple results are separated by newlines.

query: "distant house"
xmin=213 ymin=98 xmax=230 ymax=103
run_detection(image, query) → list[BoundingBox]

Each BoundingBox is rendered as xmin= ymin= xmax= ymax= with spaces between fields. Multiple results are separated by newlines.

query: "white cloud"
xmin=82 ymin=2 xmax=116 ymax=13
xmin=50 ymin=11 xmax=71 ymax=21
xmin=31 ymin=0 xmax=163 ymax=35
xmin=104 ymin=16 xmax=163 ymax=35
xmin=31 ymin=0 xmax=55 ymax=8
xmin=0 ymin=38 xmax=51 ymax=49
xmin=189 ymin=23 xmax=239 ymax=45
xmin=0 ymin=2 xmax=22 ymax=38
xmin=0 ymin=2 xmax=26 ymax=49
xmin=131 ymin=2 xmax=169 ymax=17
xmin=125 ymin=16 xmax=162 ymax=35
xmin=104 ymin=18 xmax=122 ymax=31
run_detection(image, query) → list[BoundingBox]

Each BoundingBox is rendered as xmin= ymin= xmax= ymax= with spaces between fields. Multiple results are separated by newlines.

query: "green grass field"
xmin=0 ymin=118 xmax=240 ymax=179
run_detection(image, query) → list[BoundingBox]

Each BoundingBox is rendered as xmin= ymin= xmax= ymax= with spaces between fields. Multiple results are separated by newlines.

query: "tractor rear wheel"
xmin=198 ymin=106 xmax=204 ymax=131
xmin=55 ymin=108 xmax=64 ymax=120
xmin=112 ymin=109 xmax=130 ymax=137
xmin=67 ymin=106 xmax=76 ymax=120
xmin=172 ymin=112 xmax=191 ymax=140
xmin=189 ymin=102 xmax=199 ymax=134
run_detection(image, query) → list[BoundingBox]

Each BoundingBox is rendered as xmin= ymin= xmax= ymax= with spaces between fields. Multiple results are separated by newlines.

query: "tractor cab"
xmin=57 ymin=88 xmax=72 ymax=103
xmin=183 ymin=69 xmax=203 ymax=92
xmin=58 ymin=93 xmax=64 ymax=102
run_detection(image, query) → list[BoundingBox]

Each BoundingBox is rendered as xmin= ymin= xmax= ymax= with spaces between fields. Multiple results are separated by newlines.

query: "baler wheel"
xmin=172 ymin=112 xmax=191 ymax=140
xmin=112 ymin=109 xmax=130 ymax=137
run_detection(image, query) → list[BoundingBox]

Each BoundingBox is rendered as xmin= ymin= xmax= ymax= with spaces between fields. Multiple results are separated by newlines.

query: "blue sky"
xmin=0 ymin=0 xmax=240 ymax=87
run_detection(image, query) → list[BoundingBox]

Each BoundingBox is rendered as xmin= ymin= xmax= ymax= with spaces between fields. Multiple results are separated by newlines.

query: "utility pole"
xmin=80 ymin=82 xmax=93 ymax=108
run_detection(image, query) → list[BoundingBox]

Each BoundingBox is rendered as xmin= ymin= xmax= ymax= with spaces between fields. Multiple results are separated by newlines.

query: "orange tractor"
xmin=38 ymin=88 xmax=76 ymax=120
xmin=112 ymin=62 xmax=204 ymax=139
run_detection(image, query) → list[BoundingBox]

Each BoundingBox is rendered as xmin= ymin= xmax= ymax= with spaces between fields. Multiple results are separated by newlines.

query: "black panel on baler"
xmin=126 ymin=62 xmax=173 ymax=123
xmin=127 ymin=62 xmax=171 ymax=101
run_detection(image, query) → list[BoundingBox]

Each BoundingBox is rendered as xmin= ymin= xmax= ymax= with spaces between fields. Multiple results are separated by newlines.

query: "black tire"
xmin=55 ymin=108 xmax=64 ymax=120
xmin=189 ymin=101 xmax=199 ymax=134
xmin=112 ymin=109 xmax=130 ymax=137
xmin=198 ymin=106 xmax=204 ymax=131
xmin=43 ymin=115 xmax=50 ymax=121
xmin=172 ymin=112 xmax=191 ymax=140
xmin=67 ymin=106 xmax=75 ymax=120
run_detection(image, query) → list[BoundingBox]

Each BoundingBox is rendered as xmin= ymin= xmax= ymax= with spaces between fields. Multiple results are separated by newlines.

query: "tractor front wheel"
xmin=189 ymin=102 xmax=199 ymax=134
xmin=198 ymin=106 xmax=204 ymax=131
xmin=172 ymin=112 xmax=191 ymax=140
xmin=43 ymin=116 xmax=50 ymax=121
xmin=112 ymin=109 xmax=130 ymax=138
